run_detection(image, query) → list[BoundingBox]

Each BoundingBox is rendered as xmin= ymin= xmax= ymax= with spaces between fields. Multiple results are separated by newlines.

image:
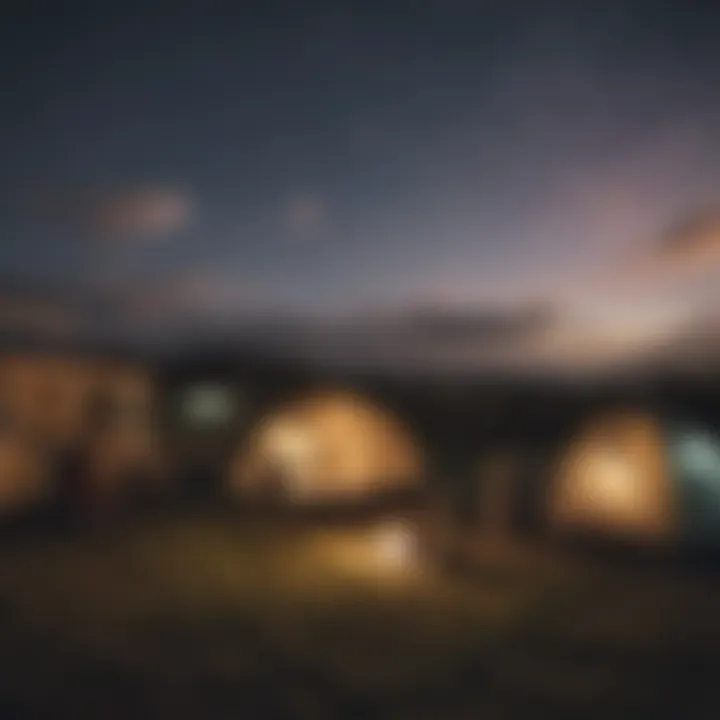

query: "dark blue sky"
xmin=3 ymin=1 xmax=720 ymax=370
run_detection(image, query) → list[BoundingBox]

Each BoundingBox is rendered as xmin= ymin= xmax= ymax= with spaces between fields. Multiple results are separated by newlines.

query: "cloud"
xmin=87 ymin=187 xmax=194 ymax=241
xmin=310 ymin=293 xmax=707 ymax=377
xmin=616 ymin=206 xmax=720 ymax=284
xmin=525 ymin=307 xmax=689 ymax=373
xmin=19 ymin=186 xmax=194 ymax=242
xmin=533 ymin=202 xmax=720 ymax=314
xmin=280 ymin=193 xmax=328 ymax=236
xmin=504 ymin=214 xmax=720 ymax=374
xmin=390 ymin=302 xmax=556 ymax=346
xmin=280 ymin=301 xmax=560 ymax=373
xmin=651 ymin=207 xmax=720 ymax=271
xmin=569 ymin=206 xmax=720 ymax=296
xmin=117 ymin=271 xmax=280 ymax=326
xmin=630 ymin=309 xmax=720 ymax=374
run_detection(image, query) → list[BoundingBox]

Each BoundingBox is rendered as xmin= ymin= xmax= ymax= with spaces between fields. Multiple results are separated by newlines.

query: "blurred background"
xmin=3 ymin=0 xmax=720 ymax=717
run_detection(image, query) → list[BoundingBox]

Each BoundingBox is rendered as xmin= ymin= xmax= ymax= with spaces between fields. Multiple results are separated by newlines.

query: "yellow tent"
xmin=548 ymin=411 xmax=677 ymax=546
xmin=229 ymin=390 xmax=423 ymax=503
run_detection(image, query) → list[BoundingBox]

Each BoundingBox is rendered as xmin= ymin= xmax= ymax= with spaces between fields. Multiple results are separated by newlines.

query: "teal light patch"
xmin=181 ymin=384 xmax=238 ymax=428
xmin=667 ymin=425 xmax=720 ymax=546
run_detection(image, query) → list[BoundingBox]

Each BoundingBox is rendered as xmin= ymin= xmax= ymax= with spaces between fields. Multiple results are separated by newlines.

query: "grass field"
xmin=0 ymin=510 xmax=720 ymax=718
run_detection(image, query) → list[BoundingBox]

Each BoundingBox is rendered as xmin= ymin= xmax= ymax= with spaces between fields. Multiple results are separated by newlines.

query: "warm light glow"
xmin=550 ymin=413 xmax=675 ymax=543
xmin=371 ymin=521 xmax=418 ymax=569
xmin=315 ymin=520 xmax=420 ymax=579
xmin=576 ymin=450 xmax=642 ymax=517
xmin=0 ymin=354 xmax=162 ymax=499
xmin=0 ymin=435 xmax=49 ymax=511
xmin=230 ymin=390 xmax=422 ymax=502
xmin=261 ymin=420 xmax=318 ymax=499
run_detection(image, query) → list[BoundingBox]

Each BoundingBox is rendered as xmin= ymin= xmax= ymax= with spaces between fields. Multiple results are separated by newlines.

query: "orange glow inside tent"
xmin=230 ymin=391 xmax=423 ymax=503
xmin=549 ymin=412 xmax=677 ymax=545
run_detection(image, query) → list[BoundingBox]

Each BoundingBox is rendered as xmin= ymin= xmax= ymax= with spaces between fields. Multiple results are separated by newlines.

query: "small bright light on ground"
xmin=310 ymin=519 xmax=422 ymax=582
xmin=370 ymin=521 xmax=418 ymax=570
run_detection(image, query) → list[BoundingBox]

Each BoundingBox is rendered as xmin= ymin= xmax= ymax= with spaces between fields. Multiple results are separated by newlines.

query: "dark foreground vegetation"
xmin=0 ymin=510 xmax=720 ymax=718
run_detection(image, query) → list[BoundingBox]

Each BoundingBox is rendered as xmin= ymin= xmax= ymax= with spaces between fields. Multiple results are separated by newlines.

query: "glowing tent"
xmin=229 ymin=390 xmax=423 ymax=504
xmin=0 ymin=355 xmax=99 ymax=444
xmin=0 ymin=428 xmax=51 ymax=516
xmin=84 ymin=364 xmax=167 ymax=496
xmin=0 ymin=355 xmax=156 ymax=448
xmin=548 ymin=411 xmax=720 ymax=548
xmin=0 ymin=354 xmax=165 ymax=514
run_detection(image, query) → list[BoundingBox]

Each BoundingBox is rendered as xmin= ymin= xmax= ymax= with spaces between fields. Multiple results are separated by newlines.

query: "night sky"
xmin=2 ymin=0 xmax=720 ymax=373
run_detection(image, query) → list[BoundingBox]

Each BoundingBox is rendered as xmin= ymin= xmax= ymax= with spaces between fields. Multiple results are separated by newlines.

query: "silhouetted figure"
xmin=54 ymin=439 xmax=86 ymax=531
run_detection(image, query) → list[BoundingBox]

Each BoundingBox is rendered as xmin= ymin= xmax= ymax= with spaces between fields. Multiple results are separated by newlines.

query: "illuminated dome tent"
xmin=0 ymin=354 xmax=95 ymax=517
xmin=0 ymin=353 xmax=164 ymax=511
xmin=549 ymin=411 xmax=720 ymax=548
xmin=229 ymin=390 xmax=423 ymax=504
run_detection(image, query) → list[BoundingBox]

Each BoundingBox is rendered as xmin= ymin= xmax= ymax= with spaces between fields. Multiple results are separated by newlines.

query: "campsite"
xmin=5 ymin=1 xmax=720 ymax=716
xmin=0 ymin=355 xmax=720 ymax=716
xmin=3 ymin=508 xmax=720 ymax=719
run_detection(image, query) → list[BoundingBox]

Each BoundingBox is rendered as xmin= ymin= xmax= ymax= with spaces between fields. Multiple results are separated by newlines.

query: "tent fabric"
xmin=666 ymin=425 xmax=720 ymax=547
xmin=229 ymin=391 xmax=422 ymax=503
xmin=549 ymin=411 xmax=720 ymax=548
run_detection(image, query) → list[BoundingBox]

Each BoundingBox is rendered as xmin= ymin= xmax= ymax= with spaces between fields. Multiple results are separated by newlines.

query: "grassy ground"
xmin=0 ymin=511 xmax=720 ymax=718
